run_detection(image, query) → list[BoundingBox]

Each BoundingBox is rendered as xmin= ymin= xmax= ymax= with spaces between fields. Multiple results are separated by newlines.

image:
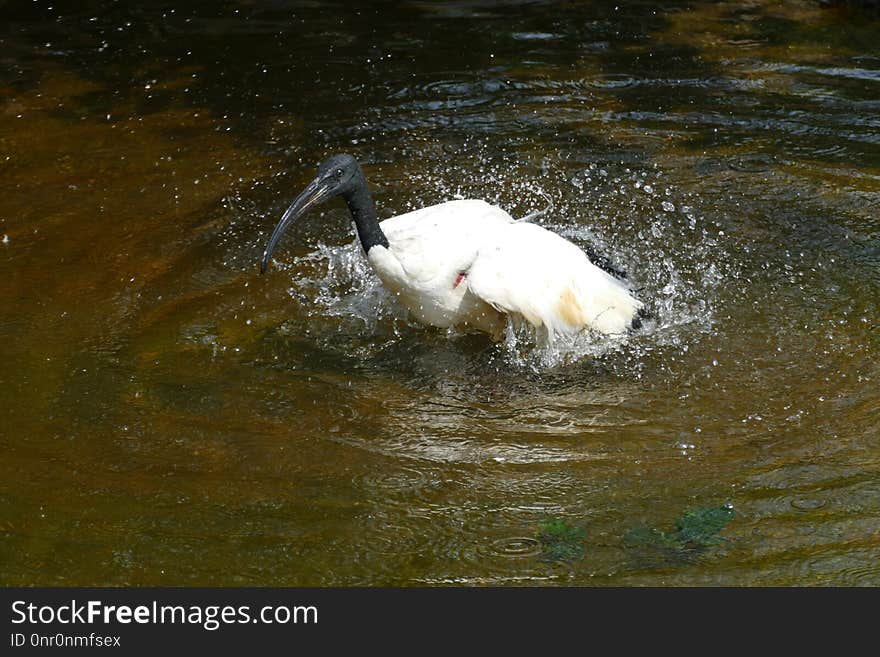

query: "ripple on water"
xmin=790 ymin=498 xmax=827 ymax=511
xmin=352 ymin=465 xmax=443 ymax=498
xmin=587 ymin=73 xmax=638 ymax=89
xmin=510 ymin=32 xmax=560 ymax=42
xmin=486 ymin=536 xmax=543 ymax=559
xmin=353 ymin=510 xmax=489 ymax=578
xmin=362 ymin=521 xmax=434 ymax=557
xmin=727 ymin=153 xmax=777 ymax=172
xmin=836 ymin=556 xmax=880 ymax=587
xmin=336 ymin=430 xmax=617 ymax=466
xmin=351 ymin=469 xmax=591 ymax=582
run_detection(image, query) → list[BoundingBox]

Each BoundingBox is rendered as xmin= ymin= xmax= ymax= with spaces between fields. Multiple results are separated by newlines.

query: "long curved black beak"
xmin=260 ymin=177 xmax=334 ymax=273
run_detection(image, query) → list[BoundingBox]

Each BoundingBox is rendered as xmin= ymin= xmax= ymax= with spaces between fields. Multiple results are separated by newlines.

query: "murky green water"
xmin=1 ymin=0 xmax=878 ymax=585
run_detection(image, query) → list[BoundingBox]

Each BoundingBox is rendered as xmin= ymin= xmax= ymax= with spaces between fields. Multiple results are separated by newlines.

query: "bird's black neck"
xmin=343 ymin=170 xmax=388 ymax=253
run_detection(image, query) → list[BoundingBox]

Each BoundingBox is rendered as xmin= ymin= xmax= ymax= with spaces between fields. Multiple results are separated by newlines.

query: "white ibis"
xmin=260 ymin=154 xmax=644 ymax=340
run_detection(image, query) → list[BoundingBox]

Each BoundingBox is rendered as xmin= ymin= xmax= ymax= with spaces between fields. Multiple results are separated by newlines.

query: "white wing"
xmin=466 ymin=222 xmax=643 ymax=337
xmin=368 ymin=200 xmax=514 ymax=330
xmin=378 ymin=199 xmax=512 ymax=283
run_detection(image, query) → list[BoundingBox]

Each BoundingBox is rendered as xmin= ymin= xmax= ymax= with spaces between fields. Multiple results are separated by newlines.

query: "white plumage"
xmin=260 ymin=155 xmax=643 ymax=342
xmin=368 ymin=200 xmax=643 ymax=340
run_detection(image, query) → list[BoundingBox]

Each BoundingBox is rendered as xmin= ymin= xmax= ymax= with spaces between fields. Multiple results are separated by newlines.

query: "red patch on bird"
xmin=453 ymin=272 xmax=466 ymax=289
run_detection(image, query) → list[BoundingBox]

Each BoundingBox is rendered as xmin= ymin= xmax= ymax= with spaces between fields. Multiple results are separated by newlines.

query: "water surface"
xmin=1 ymin=0 xmax=879 ymax=585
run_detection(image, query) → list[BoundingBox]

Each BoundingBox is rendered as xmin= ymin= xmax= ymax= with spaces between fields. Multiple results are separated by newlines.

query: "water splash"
xmin=259 ymin=154 xmax=737 ymax=372
xmin=260 ymin=149 xmax=738 ymax=372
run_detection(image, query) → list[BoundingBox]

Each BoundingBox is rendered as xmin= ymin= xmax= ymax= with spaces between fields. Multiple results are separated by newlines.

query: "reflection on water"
xmin=1 ymin=0 xmax=879 ymax=585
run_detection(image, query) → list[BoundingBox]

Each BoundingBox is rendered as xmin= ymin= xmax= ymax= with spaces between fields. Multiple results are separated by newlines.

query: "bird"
xmin=260 ymin=154 xmax=644 ymax=341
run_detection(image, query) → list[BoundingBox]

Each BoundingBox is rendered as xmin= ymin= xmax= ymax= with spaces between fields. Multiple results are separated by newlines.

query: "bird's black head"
xmin=314 ymin=153 xmax=362 ymax=196
xmin=260 ymin=153 xmax=365 ymax=273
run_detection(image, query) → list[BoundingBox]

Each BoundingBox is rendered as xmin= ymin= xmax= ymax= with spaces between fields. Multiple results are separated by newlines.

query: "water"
xmin=1 ymin=0 xmax=878 ymax=586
